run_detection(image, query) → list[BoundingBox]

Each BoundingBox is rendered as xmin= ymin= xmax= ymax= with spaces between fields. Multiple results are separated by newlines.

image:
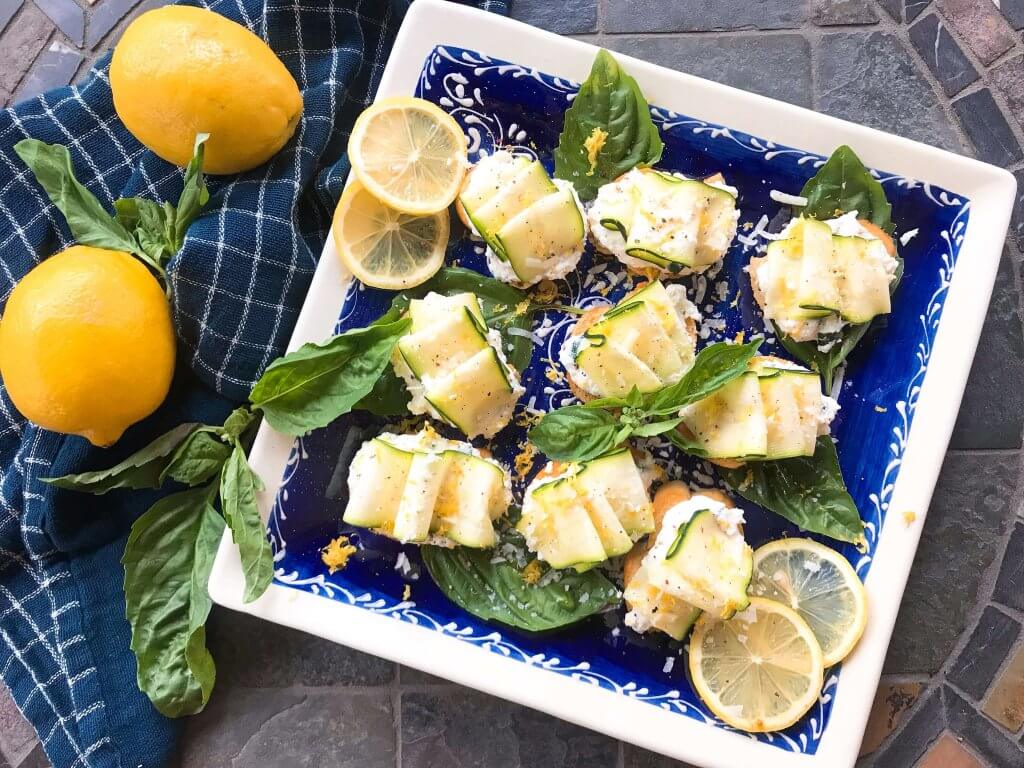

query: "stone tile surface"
xmin=813 ymin=0 xmax=877 ymax=25
xmin=402 ymin=690 xmax=618 ymax=768
xmin=872 ymin=686 xmax=945 ymax=767
xmin=818 ymin=32 xmax=963 ymax=152
xmin=945 ymin=686 xmax=1024 ymax=767
xmin=0 ymin=0 xmax=18 ymax=33
xmin=1002 ymin=0 xmax=1024 ymax=30
xmin=34 ymin=0 xmax=83 ymax=45
xmin=952 ymin=89 xmax=1023 ymax=165
xmin=950 ymin=248 xmax=1024 ymax=449
xmin=919 ymin=732 xmax=986 ymax=768
xmin=885 ymin=453 xmax=1019 ymax=674
xmin=15 ymin=40 xmax=82 ymax=100
xmin=0 ymin=4 xmax=54 ymax=102
xmin=989 ymin=56 xmax=1024 ymax=137
xmin=906 ymin=0 xmax=929 ymax=22
xmin=623 ymin=744 xmax=698 ymax=767
xmin=908 ymin=13 xmax=979 ymax=96
xmin=982 ymin=641 xmax=1024 ymax=732
xmin=936 ymin=0 xmax=1017 ymax=65
xmin=206 ymin=606 xmax=395 ymax=687
xmin=993 ymin=522 xmax=1024 ymax=611
xmin=0 ymin=684 xmax=39 ymax=768
xmin=603 ymin=0 xmax=806 ymax=34
xmin=510 ymin=0 xmax=595 ymax=34
xmin=602 ymin=34 xmax=813 ymax=108
xmin=860 ymin=682 xmax=922 ymax=756
xmin=948 ymin=607 xmax=1022 ymax=700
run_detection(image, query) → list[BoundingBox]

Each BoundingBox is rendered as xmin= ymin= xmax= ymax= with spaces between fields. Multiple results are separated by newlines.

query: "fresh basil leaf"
xmin=554 ymin=49 xmax=663 ymax=201
xmin=219 ymin=442 xmax=273 ymax=603
xmin=160 ymin=428 xmax=232 ymax=487
xmin=174 ymin=133 xmax=210 ymax=250
xmin=529 ymin=405 xmax=622 ymax=461
xmin=643 ymin=338 xmax=762 ymax=416
xmin=42 ymin=423 xmax=198 ymax=494
xmin=122 ymin=482 xmax=223 ymax=717
xmin=14 ymin=139 xmax=139 ymax=254
xmin=631 ymin=416 xmax=684 ymax=438
xmin=421 ymin=545 xmax=619 ymax=632
xmin=354 ymin=369 xmax=411 ymax=416
xmin=114 ymin=197 xmax=174 ymax=267
xmin=666 ymin=428 xmax=708 ymax=457
xmin=799 ymin=145 xmax=893 ymax=234
xmin=718 ymin=436 xmax=864 ymax=544
xmin=250 ymin=318 xmax=411 ymax=436
xmin=221 ymin=406 xmax=256 ymax=441
xmin=583 ymin=395 xmax=629 ymax=410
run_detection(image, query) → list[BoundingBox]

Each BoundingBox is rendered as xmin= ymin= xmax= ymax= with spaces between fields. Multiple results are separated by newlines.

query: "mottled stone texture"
xmin=860 ymin=682 xmax=923 ymax=756
xmin=510 ymin=0 xmax=595 ymax=34
xmin=603 ymin=0 xmax=806 ymax=33
xmin=919 ymin=733 xmax=986 ymax=768
xmin=952 ymin=89 xmax=1023 ymax=165
xmin=947 ymin=607 xmax=1022 ymax=700
xmin=813 ymin=0 xmax=877 ymax=25
xmin=908 ymin=13 xmax=979 ymax=96
xmin=936 ymin=0 xmax=1016 ymax=65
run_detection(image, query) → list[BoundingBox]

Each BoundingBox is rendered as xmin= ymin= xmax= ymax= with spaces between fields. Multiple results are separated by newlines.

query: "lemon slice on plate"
xmin=749 ymin=538 xmax=868 ymax=667
xmin=332 ymin=180 xmax=449 ymax=290
xmin=348 ymin=96 xmax=468 ymax=214
xmin=689 ymin=596 xmax=825 ymax=732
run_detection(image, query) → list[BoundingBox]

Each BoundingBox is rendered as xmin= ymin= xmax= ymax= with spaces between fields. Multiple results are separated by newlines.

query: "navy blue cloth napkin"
xmin=0 ymin=0 xmax=505 ymax=765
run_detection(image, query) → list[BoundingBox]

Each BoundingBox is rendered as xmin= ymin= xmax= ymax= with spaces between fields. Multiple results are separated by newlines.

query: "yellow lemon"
xmin=110 ymin=6 xmax=303 ymax=174
xmin=0 ymin=246 xmax=175 ymax=446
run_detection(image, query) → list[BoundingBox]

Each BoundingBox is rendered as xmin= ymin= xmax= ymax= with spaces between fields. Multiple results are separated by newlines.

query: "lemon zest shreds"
xmin=903 ymin=510 xmax=917 ymax=526
xmin=531 ymin=279 xmax=559 ymax=304
xmin=583 ymin=127 xmax=609 ymax=176
xmin=733 ymin=330 xmax=745 ymax=344
xmin=514 ymin=440 xmax=538 ymax=481
xmin=514 ymin=300 xmax=531 ymax=317
xmin=545 ymin=367 xmax=562 ymax=383
xmin=402 ymin=584 xmax=412 ymax=601
xmin=521 ymin=560 xmax=544 ymax=585
xmin=321 ymin=536 xmax=357 ymax=574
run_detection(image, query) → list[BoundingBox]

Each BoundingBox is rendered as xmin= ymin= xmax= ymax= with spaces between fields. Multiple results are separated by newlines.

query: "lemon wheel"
xmin=348 ymin=96 xmax=468 ymax=214
xmin=750 ymin=538 xmax=868 ymax=667
xmin=689 ymin=596 xmax=825 ymax=733
xmin=332 ymin=180 xmax=449 ymax=290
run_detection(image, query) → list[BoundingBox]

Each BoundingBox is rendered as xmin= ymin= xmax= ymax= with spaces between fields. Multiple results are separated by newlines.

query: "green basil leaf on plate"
xmin=554 ymin=49 xmax=663 ymax=201
xmin=529 ymin=405 xmax=622 ymax=461
xmin=718 ymin=436 xmax=864 ymax=544
xmin=122 ymin=482 xmax=223 ymax=717
xmin=421 ymin=544 xmax=619 ymax=632
xmin=799 ymin=144 xmax=893 ymax=234
xmin=219 ymin=442 xmax=273 ymax=604
xmin=160 ymin=428 xmax=232 ymax=487
xmin=250 ymin=318 xmax=411 ymax=436
xmin=42 ymin=423 xmax=199 ymax=494
xmin=642 ymin=338 xmax=762 ymax=416
xmin=14 ymin=139 xmax=139 ymax=255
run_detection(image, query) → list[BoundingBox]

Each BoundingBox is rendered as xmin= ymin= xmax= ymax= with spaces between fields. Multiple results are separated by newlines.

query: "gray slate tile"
xmin=950 ymin=247 xmax=1024 ymax=450
xmin=603 ymin=0 xmax=806 ymax=34
xmin=0 ymin=5 xmax=55 ymax=103
xmin=1012 ymin=169 xmax=1024 ymax=243
xmin=952 ymin=89 xmax=1023 ymax=166
xmin=906 ymin=0 xmax=929 ymax=22
xmin=0 ymin=0 xmax=17 ymax=34
xmin=180 ymin=688 xmax=395 ymax=768
xmin=1002 ymin=0 xmax=1024 ymax=30
xmin=206 ymin=606 xmax=395 ymax=687
xmin=0 ymin=684 xmax=40 ymax=768
xmin=947 ymin=606 xmax=1022 ymax=700
xmin=937 ymin=0 xmax=1016 ymax=65
xmin=990 ymin=55 xmax=1024 ymax=136
xmin=85 ymin=0 xmax=141 ymax=47
xmin=402 ymin=690 xmax=618 ymax=768
xmin=16 ymin=41 xmax=83 ymax=100
xmin=877 ymin=0 xmax=901 ymax=22
xmin=603 ymin=34 xmax=813 ymax=108
xmin=623 ymin=744 xmax=698 ymax=767
xmin=812 ymin=0 xmax=877 ymax=26
xmin=34 ymin=0 xmax=84 ymax=46
xmin=818 ymin=32 xmax=962 ymax=153
xmin=907 ymin=14 xmax=979 ymax=97
xmin=870 ymin=685 xmax=944 ymax=767
xmin=945 ymin=686 xmax=1024 ymax=767
xmin=993 ymin=522 xmax=1024 ymax=611
xmin=884 ymin=453 xmax=1019 ymax=674
xmin=510 ymin=0 xmax=596 ymax=35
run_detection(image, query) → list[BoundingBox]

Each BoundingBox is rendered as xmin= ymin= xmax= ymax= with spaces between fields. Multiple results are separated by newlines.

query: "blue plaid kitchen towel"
xmin=0 ymin=0 xmax=506 ymax=765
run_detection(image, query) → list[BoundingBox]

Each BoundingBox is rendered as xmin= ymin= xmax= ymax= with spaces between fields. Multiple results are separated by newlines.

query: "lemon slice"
xmin=689 ymin=596 xmax=825 ymax=733
xmin=348 ymin=96 xmax=468 ymax=214
xmin=750 ymin=538 xmax=868 ymax=667
xmin=332 ymin=180 xmax=449 ymax=289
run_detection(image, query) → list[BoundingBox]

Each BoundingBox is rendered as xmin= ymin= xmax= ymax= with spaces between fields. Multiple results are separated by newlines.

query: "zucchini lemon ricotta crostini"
xmin=678 ymin=355 xmax=838 ymax=464
xmin=517 ymin=448 xmax=655 ymax=571
xmin=392 ymin=291 xmax=524 ymax=438
xmin=559 ymin=279 xmax=700 ymax=401
xmin=456 ymin=150 xmax=587 ymax=287
xmin=588 ymin=167 xmax=740 ymax=276
xmin=343 ymin=425 xmax=512 ymax=548
xmin=748 ymin=213 xmax=899 ymax=344
xmin=624 ymin=482 xmax=752 ymax=639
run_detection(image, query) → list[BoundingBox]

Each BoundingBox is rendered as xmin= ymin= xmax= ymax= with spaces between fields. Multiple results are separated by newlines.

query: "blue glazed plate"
xmin=209 ymin=4 xmax=1016 ymax=767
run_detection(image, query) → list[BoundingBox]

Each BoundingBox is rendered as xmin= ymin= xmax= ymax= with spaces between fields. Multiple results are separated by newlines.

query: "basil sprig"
xmin=553 ymin=49 xmax=663 ymax=201
xmin=529 ymin=339 xmax=763 ymax=461
xmin=421 ymin=539 xmax=619 ymax=632
xmin=718 ymin=436 xmax=865 ymax=545
xmin=14 ymin=134 xmax=210 ymax=284
xmin=777 ymin=145 xmax=902 ymax=391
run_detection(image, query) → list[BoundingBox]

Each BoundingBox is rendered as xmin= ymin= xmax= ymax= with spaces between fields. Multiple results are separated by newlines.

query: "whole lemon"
xmin=109 ymin=6 xmax=303 ymax=175
xmin=0 ymin=246 xmax=175 ymax=447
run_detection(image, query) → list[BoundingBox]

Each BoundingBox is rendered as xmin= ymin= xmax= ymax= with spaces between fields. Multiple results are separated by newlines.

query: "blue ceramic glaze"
xmin=268 ymin=46 xmax=969 ymax=753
